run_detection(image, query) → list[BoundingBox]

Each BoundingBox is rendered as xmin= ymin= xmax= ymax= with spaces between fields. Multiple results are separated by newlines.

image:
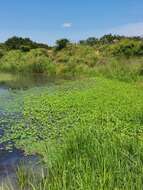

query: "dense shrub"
xmin=20 ymin=45 xmax=31 ymax=52
xmin=25 ymin=50 xmax=55 ymax=74
xmin=108 ymin=39 xmax=143 ymax=57
xmin=0 ymin=50 xmax=24 ymax=72
xmin=0 ymin=49 xmax=55 ymax=74
xmin=54 ymin=45 xmax=99 ymax=66
xmin=0 ymin=49 xmax=5 ymax=58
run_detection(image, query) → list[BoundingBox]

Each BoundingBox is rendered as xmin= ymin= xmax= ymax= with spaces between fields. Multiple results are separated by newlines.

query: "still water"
xmin=0 ymin=72 xmax=59 ymax=186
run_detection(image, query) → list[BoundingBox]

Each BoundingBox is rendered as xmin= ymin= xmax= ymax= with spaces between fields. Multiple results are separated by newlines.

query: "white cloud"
xmin=62 ymin=22 xmax=72 ymax=28
xmin=108 ymin=22 xmax=143 ymax=37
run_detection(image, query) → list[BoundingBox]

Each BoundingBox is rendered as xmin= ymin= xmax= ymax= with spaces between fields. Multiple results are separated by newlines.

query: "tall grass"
xmin=0 ymin=49 xmax=56 ymax=75
xmin=91 ymin=57 xmax=143 ymax=82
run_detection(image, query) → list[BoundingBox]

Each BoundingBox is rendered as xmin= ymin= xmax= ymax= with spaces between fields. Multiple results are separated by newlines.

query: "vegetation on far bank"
xmin=0 ymin=35 xmax=143 ymax=82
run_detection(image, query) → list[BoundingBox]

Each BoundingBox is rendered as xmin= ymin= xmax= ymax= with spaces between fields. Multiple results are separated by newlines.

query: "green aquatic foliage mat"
xmin=1 ymin=77 xmax=143 ymax=189
xmin=1 ymin=77 xmax=143 ymax=150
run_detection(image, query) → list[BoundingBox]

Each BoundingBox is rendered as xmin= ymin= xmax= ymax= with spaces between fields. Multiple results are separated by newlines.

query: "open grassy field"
xmin=2 ymin=77 xmax=143 ymax=189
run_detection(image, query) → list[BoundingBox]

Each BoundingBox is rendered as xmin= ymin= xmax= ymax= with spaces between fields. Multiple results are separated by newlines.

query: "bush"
xmin=20 ymin=45 xmax=31 ymax=52
xmin=0 ymin=49 xmax=55 ymax=74
xmin=108 ymin=39 xmax=143 ymax=57
xmin=0 ymin=49 xmax=5 ymax=58
xmin=27 ymin=56 xmax=56 ymax=74
xmin=0 ymin=50 xmax=24 ymax=72
xmin=54 ymin=45 xmax=99 ymax=67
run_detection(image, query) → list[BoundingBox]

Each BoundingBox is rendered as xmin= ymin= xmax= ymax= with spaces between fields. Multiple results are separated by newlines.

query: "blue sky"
xmin=0 ymin=0 xmax=143 ymax=44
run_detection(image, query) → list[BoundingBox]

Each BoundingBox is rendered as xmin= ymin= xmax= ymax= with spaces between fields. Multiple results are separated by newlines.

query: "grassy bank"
xmin=0 ymin=36 xmax=143 ymax=83
xmin=2 ymin=77 xmax=143 ymax=189
xmin=0 ymin=48 xmax=143 ymax=83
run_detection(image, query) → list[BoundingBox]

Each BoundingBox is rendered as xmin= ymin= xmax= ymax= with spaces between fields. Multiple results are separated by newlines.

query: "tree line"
xmin=0 ymin=34 xmax=143 ymax=50
xmin=0 ymin=34 xmax=143 ymax=58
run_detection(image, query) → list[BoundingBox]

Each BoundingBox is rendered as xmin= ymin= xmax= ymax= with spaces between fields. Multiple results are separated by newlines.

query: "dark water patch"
xmin=0 ymin=149 xmax=40 ymax=177
xmin=0 ymin=148 xmax=43 ymax=189
xmin=0 ymin=149 xmax=24 ymax=178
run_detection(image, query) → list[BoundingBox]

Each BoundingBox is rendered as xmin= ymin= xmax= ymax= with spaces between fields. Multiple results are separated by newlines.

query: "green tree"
xmin=5 ymin=36 xmax=49 ymax=50
xmin=85 ymin=37 xmax=98 ymax=46
xmin=55 ymin=39 xmax=70 ymax=50
xmin=100 ymin=34 xmax=123 ymax=44
xmin=79 ymin=37 xmax=98 ymax=46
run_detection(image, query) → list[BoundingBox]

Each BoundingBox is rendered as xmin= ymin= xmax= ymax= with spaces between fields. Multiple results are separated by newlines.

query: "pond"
xmin=0 ymin=72 xmax=60 ymax=89
xmin=0 ymin=72 xmax=63 ymax=187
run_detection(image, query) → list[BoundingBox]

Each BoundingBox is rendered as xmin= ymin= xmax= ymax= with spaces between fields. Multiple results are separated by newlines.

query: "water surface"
xmin=0 ymin=72 xmax=58 ymax=186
